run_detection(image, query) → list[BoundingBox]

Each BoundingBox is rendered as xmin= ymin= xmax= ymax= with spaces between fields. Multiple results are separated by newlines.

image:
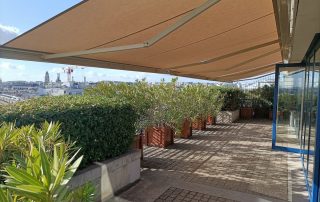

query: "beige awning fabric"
xmin=0 ymin=0 xmax=282 ymax=81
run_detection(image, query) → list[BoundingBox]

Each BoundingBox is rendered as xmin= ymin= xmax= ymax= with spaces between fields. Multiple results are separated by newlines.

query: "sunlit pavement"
xmin=116 ymin=120 xmax=309 ymax=202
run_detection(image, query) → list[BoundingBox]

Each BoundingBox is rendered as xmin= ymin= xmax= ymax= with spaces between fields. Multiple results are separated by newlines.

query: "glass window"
xmin=276 ymin=66 xmax=305 ymax=149
xmin=303 ymin=53 xmax=317 ymax=188
xmin=314 ymin=46 xmax=320 ymax=202
xmin=275 ymin=49 xmax=319 ymax=194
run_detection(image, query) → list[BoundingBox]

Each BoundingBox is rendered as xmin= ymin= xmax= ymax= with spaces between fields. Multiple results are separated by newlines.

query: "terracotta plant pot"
xmin=240 ymin=107 xmax=254 ymax=119
xmin=206 ymin=115 xmax=216 ymax=125
xmin=180 ymin=119 xmax=192 ymax=138
xmin=145 ymin=125 xmax=174 ymax=148
xmin=131 ymin=134 xmax=143 ymax=159
xmin=192 ymin=118 xmax=206 ymax=130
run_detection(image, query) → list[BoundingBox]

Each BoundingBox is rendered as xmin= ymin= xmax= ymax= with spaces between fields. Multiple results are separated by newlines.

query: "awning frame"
xmin=43 ymin=0 xmax=221 ymax=60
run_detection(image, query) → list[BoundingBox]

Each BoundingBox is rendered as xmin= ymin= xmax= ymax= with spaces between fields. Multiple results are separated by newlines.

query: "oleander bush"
xmin=0 ymin=122 xmax=95 ymax=202
xmin=0 ymin=95 xmax=138 ymax=168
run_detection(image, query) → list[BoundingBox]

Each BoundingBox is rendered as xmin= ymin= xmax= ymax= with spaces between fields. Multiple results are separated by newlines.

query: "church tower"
xmin=44 ymin=71 xmax=50 ymax=84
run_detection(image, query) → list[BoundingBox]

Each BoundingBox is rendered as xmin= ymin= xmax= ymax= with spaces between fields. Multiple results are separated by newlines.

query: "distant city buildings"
xmin=56 ymin=73 xmax=62 ymax=83
xmin=0 ymin=70 xmax=225 ymax=104
xmin=0 ymin=80 xmax=42 ymax=99
xmin=39 ymin=71 xmax=89 ymax=96
xmin=0 ymin=71 xmax=95 ymax=101
xmin=44 ymin=71 xmax=50 ymax=84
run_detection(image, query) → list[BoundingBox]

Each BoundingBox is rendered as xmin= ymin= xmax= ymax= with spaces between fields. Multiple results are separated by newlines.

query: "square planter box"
xmin=192 ymin=118 xmax=206 ymax=130
xmin=216 ymin=109 xmax=239 ymax=124
xmin=206 ymin=115 xmax=216 ymax=125
xmin=68 ymin=150 xmax=141 ymax=202
xmin=240 ymin=107 xmax=254 ymax=119
xmin=180 ymin=119 xmax=192 ymax=138
xmin=145 ymin=125 xmax=174 ymax=148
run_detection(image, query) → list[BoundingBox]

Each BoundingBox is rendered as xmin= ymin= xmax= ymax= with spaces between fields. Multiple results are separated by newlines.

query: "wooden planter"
xmin=131 ymin=134 xmax=143 ymax=159
xmin=180 ymin=119 xmax=192 ymax=138
xmin=145 ymin=125 xmax=174 ymax=148
xmin=206 ymin=115 xmax=216 ymax=125
xmin=192 ymin=118 xmax=206 ymax=130
xmin=240 ymin=107 xmax=254 ymax=119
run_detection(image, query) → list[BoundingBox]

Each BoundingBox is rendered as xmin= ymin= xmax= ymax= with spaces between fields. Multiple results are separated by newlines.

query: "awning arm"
xmin=43 ymin=0 xmax=220 ymax=60
xmin=169 ymin=39 xmax=279 ymax=70
xmin=197 ymin=49 xmax=280 ymax=74
xmin=211 ymin=62 xmax=280 ymax=79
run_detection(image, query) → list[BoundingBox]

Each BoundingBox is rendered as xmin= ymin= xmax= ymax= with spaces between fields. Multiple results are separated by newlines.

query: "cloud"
xmin=0 ymin=62 xmax=25 ymax=71
xmin=0 ymin=24 xmax=20 ymax=45
xmin=0 ymin=62 xmax=26 ymax=81
xmin=49 ymin=67 xmax=64 ymax=74
xmin=119 ymin=72 xmax=146 ymax=80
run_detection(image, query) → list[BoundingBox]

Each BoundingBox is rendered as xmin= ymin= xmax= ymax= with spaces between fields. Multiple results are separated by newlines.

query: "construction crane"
xmin=62 ymin=66 xmax=84 ymax=82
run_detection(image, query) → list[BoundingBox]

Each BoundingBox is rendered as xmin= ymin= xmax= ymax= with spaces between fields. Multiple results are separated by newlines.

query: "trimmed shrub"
xmin=216 ymin=87 xmax=244 ymax=111
xmin=85 ymin=80 xmax=154 ymax=130
xmin=240 ymin=85 xmax=274 ymax=118
xmin=85 ymin=80 xmax=224 ymax=135
xmin=0 ymin=95 xmax=138 ymax=168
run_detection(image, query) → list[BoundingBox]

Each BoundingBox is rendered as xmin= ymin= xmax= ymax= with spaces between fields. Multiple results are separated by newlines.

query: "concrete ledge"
xmin=216 ymin=109 xmax=239 ymax=124
xmin=68 ymin=150 xmax=141 ymax=202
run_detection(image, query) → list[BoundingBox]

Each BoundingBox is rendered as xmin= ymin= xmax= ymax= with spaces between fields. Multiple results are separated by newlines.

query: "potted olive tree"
xmin=173 ymin=85 xmax=202 ymax=138
xmin=189 ymin=84 xmax=217 ymax=130
xmin=206 ymin=86 xmax=223 ymax=125
xmin=144 ymin=79 xmax=177 ymax=147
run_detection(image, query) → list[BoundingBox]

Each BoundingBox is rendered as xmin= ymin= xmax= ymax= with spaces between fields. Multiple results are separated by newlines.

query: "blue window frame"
xmin=272 ymin=33 xmax=320 ymax=202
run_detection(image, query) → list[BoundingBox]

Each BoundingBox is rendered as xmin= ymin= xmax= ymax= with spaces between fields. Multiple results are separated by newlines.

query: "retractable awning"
xmin=0 ymin=0 xmax=282 ymax=81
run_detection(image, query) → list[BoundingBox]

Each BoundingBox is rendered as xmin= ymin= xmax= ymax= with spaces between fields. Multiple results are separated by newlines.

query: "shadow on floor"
xmin=119 ymin=120 xmax=307 ymax=202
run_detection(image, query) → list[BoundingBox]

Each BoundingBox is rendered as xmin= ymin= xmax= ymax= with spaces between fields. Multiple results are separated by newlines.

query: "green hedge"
xmin=0 ymin=95 xmax=138 ymax=168
xmin=242 ymin=85 xmax=274 ymax=109
xmin=216 ymin=87 xmax=244 ymax=111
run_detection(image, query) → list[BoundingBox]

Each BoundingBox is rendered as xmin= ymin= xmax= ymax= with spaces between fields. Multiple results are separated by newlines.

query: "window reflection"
xmin=276 ymin=49 xmax=319 ymax=194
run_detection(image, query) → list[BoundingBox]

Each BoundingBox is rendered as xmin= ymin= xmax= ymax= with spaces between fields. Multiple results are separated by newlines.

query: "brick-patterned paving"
xmin=144 ymin=121 xmax=288 ymax=200
xmin=119 ymin=120 xmax=289 ymax=202
xmin=155 ymin=187 xmax=237 ymax=202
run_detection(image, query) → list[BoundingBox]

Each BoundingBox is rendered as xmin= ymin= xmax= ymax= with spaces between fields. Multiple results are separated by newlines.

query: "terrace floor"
xmin=114 ymin=120 xmax=309 ymax=202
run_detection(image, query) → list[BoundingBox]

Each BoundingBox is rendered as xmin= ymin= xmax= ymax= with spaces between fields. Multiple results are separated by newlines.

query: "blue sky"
xmin=0 ymin=0 xmax=215 ymax=83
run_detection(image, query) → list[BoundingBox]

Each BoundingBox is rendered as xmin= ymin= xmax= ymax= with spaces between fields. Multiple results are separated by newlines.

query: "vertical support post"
xmin=272 ymin=64 xmax=280 ymax=149
xmin=139 ymin=129 xmax=144 ymax=160
xmin=311 ymin=68 xmax=320 ymax=202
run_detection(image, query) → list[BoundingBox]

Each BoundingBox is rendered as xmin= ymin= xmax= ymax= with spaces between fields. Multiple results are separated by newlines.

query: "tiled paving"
xmin=117 ymin=120 xmax=308 ymax=202
xmin=155 ymin=187 xmax=237 ymax=202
